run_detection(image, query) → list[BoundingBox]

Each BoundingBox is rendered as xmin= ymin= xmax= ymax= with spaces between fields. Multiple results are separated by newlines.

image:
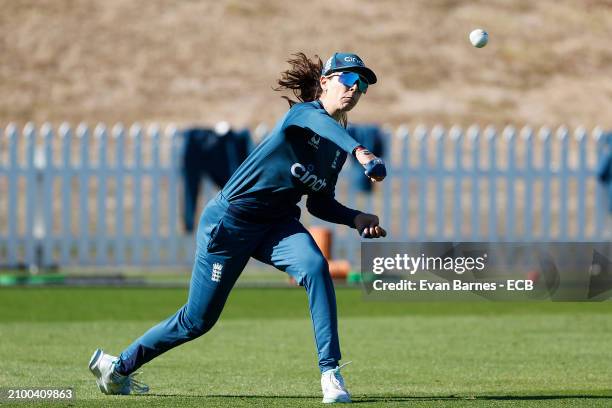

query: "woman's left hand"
xmin=354 ymin=213 xmax=387 ymax=238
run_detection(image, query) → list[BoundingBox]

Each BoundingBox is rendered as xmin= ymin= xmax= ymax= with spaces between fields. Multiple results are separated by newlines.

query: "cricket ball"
xmin=469 ymin=29 xmax=488 ymax=48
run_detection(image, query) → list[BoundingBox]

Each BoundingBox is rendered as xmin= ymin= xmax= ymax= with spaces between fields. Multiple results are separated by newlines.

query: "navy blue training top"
xmin=221 ymin=100 xmax=362 ymax=226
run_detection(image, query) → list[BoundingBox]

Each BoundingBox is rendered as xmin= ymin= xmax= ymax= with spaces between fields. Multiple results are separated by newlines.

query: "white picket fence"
xmin=0 ymin=122 xmax=609 ymax=269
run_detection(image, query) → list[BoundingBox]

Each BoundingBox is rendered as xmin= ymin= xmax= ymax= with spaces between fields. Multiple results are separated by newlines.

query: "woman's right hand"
xmin=354 ymin=147 xmax=386 ymax=182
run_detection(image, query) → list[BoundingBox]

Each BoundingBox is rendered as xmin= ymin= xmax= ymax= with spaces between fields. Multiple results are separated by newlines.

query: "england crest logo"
xmin=212 ymin=262 xmax=223 ymax=283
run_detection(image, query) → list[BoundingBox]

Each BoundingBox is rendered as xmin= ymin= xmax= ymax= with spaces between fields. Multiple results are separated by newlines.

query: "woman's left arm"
xmin=306 ymin=194 xmax=387 ymax=238
xmin=306 ymin=193 xmax=360 ymax=228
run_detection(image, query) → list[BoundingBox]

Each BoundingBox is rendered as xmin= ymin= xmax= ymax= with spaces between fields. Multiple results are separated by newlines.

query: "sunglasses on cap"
xmin=328 ymin=72 xmax=369 ymax=94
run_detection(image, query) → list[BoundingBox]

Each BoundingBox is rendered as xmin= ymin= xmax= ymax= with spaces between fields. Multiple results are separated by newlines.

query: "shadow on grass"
xmin=148 ymin=393 xmax=612 ymax=402
xmin=352 ymin=395 xmax=612 ymax=404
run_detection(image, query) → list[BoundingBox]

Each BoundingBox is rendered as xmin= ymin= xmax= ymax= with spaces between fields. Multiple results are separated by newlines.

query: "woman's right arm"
xmin=289 ymin=107 xmax=361 ymax=153
xmin=289 ymin=107 xmax=387 ymax=181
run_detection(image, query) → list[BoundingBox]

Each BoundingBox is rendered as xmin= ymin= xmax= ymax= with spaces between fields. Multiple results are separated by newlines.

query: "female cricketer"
xmin=89 ymin=52 xmax=387 ymax=404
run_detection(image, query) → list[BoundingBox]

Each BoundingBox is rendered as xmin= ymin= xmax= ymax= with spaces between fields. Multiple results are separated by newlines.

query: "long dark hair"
xmin=275 ymin=53 xmax=323 ymax=107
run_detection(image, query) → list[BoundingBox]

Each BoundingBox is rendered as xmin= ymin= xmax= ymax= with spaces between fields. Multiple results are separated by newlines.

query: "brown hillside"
xmin=1 ymin=0 xmax=612 ymax=129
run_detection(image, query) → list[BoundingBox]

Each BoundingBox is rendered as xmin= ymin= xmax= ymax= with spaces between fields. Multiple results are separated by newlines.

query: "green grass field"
xmin=1 ymin=286 xmax=612 ymax=407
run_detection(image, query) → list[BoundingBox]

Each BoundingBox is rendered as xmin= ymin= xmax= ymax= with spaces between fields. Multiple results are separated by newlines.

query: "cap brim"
xmin=327 ymin=66 xmax=377 ymax=85
xmin=344 ymin=66 xmax=377 ymax=85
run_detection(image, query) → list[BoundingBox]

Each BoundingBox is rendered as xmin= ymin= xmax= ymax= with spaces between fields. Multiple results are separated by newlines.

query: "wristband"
xmin=364 ymin=158 xmax=386 ymax=179
xmin=353 ymin=145 xmax=371 ymax=156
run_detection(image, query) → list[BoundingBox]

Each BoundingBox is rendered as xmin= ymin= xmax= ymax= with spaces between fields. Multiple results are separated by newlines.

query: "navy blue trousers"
xmin=116 ymin=194 xmax=340 ymax=374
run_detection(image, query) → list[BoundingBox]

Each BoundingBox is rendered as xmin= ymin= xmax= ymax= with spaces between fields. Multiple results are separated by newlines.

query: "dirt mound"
xmin=2 ymin=0 xmax=611 ymax=128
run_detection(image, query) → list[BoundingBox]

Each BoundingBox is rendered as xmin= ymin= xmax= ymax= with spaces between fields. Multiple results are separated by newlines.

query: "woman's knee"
xmin=182 ymin=306 xmax=219 ymax=338
xmin=297 ymin=253 xmax=329 ymax=282
xmin=185 ymin=315 xmax=217 ymax=338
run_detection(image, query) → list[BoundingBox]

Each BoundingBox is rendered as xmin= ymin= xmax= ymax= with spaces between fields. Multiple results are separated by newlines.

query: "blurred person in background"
xmin=181 ymin=122 xmax=252 ymax=232
xmin=597 ymin=132 xmax=612 ymax=238
xmin=88 ymin=52 xmax=387 ymax=404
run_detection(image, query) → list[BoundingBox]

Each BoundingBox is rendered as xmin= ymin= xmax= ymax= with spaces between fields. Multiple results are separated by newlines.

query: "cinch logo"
xmin=308 ymin=135 xmax=320 ymax=149
xmin=291 ymin=163 xmax=327 ymax=191
xmin=344 ymin=56 xmax=364 ymax=66
xmin=212 ymin=262 xmax=223 ymax=283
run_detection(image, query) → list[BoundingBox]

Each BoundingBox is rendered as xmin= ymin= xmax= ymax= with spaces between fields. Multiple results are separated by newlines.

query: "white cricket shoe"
xmin=321 ymin=361 xmax=352 ymax=403
xmin=88 ymin=348 xmax=149 ymax=395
